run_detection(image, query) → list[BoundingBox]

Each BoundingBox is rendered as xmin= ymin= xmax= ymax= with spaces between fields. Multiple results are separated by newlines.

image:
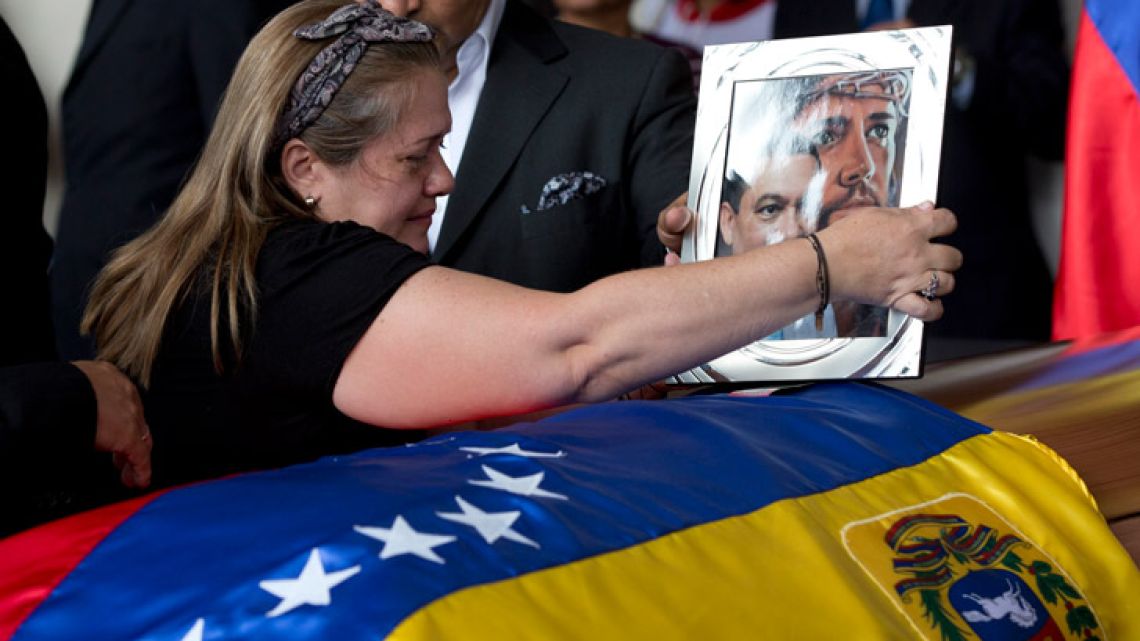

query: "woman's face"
xmin=720 ymin=153 xmax=819 ymax=255
xmin=316 ymin=69 xmax=453 ymax=253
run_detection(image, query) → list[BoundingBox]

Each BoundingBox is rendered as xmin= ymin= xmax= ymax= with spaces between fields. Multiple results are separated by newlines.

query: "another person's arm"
xmin=336 ymin=204 xmax=960 ymax=428
xmin=629 ymin=46 xmax=699 ymax=267
xmin=0 ymin=361 xmax=151 ymax=489
xmin=71 ymin=361 xmax=151 ymax=489
xmin=1 ymin=362 xmax=94 ymax=457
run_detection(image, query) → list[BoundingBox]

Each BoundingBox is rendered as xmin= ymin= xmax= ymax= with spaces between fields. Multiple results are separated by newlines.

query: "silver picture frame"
xmin=670 ymin=26 xmax=952 ymax=385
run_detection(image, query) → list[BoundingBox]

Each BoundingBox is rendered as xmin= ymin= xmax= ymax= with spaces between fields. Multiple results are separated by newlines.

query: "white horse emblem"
xmin=960 ymin=578 xmax=1038 ymax=628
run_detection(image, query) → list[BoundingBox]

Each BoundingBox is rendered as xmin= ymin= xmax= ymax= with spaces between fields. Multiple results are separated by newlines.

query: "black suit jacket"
xmin=0 ymin=362 xmax=105 ymax=536
xmin=775 ymin=0 xmax=1069 ymax=342
xmin=434 ymin=1 xmax=697 ymax=291
xmin=51 ymin=0 xmax=292 ymax=359
xmin=1 ymin=18 xmax=55 ymax=367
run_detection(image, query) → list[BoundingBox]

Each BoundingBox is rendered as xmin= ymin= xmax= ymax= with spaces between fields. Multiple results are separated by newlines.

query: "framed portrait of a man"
xmin=671 ymin=27 xmax=952 ymax=385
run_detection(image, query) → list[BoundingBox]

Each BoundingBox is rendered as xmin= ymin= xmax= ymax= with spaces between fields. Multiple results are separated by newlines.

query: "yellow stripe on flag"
xmin=389 ymin=432 xmax=1140 ymax=640
xmin=956 ymin=367 xmax=1140 ymax=523
xmin=959 ymin=366 xmax=1140 ymax=433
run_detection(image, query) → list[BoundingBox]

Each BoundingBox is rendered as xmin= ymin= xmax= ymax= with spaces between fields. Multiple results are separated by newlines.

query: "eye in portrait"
xmin=716 ymin=70 xmax=912 ymax=339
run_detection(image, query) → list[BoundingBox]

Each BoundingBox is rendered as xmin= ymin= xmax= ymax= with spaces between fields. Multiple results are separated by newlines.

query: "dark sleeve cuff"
xmin=0 ymin=362 xmax=97 ymax=458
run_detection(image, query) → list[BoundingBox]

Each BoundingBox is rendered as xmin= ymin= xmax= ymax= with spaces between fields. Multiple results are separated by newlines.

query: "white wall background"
xmin=0 ymin=0 xmax=91 ymax=235
xmin=1 ymin=0 xmax=1083 ymax=275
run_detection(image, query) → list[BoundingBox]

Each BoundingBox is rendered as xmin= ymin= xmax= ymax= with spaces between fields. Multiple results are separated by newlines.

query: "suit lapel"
xmin=433 ymin=1 xmax=569 ymax=262
xmin=67 ymin=0 xmax=136 ymax=94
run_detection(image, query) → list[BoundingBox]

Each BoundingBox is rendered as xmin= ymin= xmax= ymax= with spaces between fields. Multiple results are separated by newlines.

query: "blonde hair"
xmin=83 ymin=0 xmax=440 ymax=386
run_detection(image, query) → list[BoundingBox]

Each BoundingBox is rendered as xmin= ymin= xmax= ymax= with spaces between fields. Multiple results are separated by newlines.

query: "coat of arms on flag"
xmin=844 ymin=493 xmax=1101 ymax=640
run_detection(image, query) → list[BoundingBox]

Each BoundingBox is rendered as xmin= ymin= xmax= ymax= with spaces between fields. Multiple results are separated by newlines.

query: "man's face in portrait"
xmin=792 ymin=73 xmax=904 ymax=229
xmin=719 ymin=153 xmax=821 ymax=255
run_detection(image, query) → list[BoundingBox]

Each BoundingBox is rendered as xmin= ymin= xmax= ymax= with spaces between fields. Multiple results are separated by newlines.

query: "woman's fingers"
xmin=892 ymin=292 xmax=944 ymax=321
xmin=817 ymin=205 xmax=962 ymax=311
xmin=887 ymin=269 xmax=956 ymax=320
xmin=923 ymin=206 xmax=958 ymax=239
xmin=930 ymin=270 xmax=955 ymax=298
xmin=928 ymin=242 xmax=964 ymax=273
xmin=912 ymin=269 xmax=955 ymax=301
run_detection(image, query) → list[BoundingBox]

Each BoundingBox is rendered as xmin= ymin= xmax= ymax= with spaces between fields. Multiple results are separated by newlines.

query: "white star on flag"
xmin=460 ymin=443 xmax=566 ymax=458
xmin=469 ymin=464 xmax=568 ymax=500
xmin=436 ymin=495 xmax=540 ymax=548
xmin=259 ymin=548 xmax=361 ymax=618
xmin=178 ymin=619 xmax=204 ymax=641
xmin=354 ymin=515 xmax=457 ymax=564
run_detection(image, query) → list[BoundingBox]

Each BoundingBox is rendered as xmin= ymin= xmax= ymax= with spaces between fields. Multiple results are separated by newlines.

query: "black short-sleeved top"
xmin=143 ymin=219 xmax=432 ymax=486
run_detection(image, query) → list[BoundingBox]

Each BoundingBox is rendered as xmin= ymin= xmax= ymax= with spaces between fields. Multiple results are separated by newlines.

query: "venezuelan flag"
xmin=924 ymin=327 xmax=1140 ymax=562
xmin=0 ymin=384 xmax=1136 ymax=640
xmin=1054 ymin=0 xmax=1140 ymax=339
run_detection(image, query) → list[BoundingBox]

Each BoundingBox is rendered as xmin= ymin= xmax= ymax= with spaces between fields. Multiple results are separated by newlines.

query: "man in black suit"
xmin=378 ymin=0 xmax=696 ymax=291
xmin=1 ymin=17 xmax=56 ymax=367
xmin=51 ymin=0 xmax=294 ymax=360
xmin=774 ymin=0 xmax=1070 ymax=347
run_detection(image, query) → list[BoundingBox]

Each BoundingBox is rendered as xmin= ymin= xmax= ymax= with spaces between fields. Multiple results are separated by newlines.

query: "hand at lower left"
xmin=72 ymin=360 xmax=152 ymax=489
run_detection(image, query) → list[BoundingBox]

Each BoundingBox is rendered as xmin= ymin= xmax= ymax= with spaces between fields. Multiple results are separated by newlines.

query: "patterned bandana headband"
xmin=272 ymin=0 xmax=435 ymax=150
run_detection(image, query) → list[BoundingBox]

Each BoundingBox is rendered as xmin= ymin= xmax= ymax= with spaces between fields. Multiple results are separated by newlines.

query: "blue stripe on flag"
xmin=13 ymin=383 xmax=987 ymax=641
xmin=1012 ymin=337 xmax=1140 ymax=392
xmin=1087 ymin=0 xmax=1140 ymax=96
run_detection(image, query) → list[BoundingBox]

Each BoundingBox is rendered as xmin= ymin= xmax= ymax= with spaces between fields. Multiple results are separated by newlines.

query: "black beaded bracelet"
xmin=805 ymin=233 xmax=830 ymax=331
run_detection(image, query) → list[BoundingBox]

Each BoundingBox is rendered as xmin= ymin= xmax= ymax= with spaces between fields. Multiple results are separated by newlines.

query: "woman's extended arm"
xmin=334 ymin=205 xmax=960 ymax=428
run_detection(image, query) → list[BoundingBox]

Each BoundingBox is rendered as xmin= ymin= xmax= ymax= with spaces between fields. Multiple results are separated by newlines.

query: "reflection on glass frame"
xmin=670 ymin=27 xmax=952 ymax=385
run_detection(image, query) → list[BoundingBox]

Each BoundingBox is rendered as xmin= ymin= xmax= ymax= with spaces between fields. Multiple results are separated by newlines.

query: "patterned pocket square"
xmin=521 ymin=171 xmax=607 ymax=215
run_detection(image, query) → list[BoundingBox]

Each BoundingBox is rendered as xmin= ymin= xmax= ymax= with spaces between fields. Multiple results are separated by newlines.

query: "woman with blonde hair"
xmin=84 ymin=0 xmax=961 ymax=485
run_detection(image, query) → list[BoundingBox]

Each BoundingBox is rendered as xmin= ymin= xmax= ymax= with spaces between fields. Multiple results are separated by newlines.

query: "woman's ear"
xmin=279 ymin=139 xmax=324 ymax=199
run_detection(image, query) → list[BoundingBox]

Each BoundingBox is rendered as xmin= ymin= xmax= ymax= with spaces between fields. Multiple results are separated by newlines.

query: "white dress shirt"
xmin=427 ymin=0 xmax=507 ymax=252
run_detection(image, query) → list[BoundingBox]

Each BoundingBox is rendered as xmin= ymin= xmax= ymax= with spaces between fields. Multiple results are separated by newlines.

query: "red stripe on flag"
xmin=1053 ymin=10 xmax=1140 ymax=340
xmin=1063 ymin=323 xmax=1140 ymax=356
xmin=0 ymin=492 xmax=166 ymax=640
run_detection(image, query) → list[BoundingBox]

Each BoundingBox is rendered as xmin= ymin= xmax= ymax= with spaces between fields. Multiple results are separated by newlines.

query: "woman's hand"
xmin=818 ymin=202 xmax=963 ymax=321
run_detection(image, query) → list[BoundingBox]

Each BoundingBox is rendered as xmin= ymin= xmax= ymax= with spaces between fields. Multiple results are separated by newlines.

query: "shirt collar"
xmin=477 ymin=0 xmax=507 ymax=51
xmin=454 ymin=0 xmax=507 ymax=79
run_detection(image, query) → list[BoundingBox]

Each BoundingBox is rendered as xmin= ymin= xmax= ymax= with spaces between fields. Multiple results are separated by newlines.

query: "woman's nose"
xmin=427 ymin=158 xmax=454 ymax=197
